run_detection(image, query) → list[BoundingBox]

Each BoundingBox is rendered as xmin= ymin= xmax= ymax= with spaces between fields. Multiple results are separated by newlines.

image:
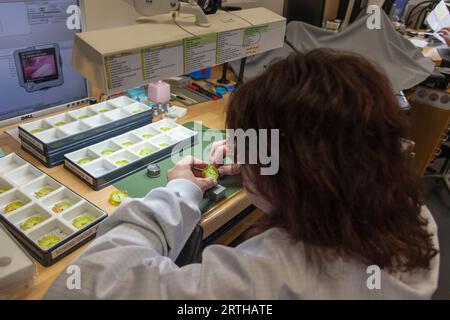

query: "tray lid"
xmin=0 ymin=224 xmax=36 ymax=294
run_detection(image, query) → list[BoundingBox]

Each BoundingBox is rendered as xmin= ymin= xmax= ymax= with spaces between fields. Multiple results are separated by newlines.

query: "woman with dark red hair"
xmin=46 ymin=49 xmax=439 ymax=300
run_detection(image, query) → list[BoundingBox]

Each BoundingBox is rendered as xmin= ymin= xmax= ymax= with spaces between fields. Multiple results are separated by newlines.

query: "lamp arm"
xmin=179 ymin=0 xmax=211 ymax=27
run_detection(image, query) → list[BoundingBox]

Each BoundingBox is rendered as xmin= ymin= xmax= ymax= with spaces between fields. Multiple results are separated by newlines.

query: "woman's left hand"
xmin=167 ymin=156 xmax=217 ymax=193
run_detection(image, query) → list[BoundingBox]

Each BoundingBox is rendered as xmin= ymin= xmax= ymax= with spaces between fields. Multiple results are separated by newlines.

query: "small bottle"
xmin=148 ymin=81 xmax=171 ymax=104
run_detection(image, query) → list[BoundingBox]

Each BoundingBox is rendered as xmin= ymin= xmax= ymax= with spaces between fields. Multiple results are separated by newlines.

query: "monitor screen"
xmin=19 ymin=48 xmax=59 ymax=82
xmin=0 ymin=0 xmax=88 ymax=124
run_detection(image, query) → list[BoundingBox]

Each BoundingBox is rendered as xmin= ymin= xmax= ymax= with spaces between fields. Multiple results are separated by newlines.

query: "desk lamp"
xmin=134 ymin=0 xmax=211 ymax=27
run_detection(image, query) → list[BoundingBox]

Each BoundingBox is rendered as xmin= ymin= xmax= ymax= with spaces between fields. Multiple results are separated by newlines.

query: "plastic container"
xmin=0 ymin=154 xmax=108 ymax=266
xmin=188 ymin=68 xmax=211 ymax=80
xmin=148 ymin=81 xmax=171 ymax=103
xmin=0 ymin=224 xmax=36 ymax=299
xmin=20 ymin=115 xmax=154 ymax=168
xmin=64 ymin=119 xmax=198 ymax=190
xmin=18 ymin=97 xmax=153 ymax=153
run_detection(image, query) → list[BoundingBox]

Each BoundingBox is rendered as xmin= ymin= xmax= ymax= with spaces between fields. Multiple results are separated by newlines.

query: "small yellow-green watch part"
xmin=38 ymin=235 xmax=61 ymax=250
xmin=101 ymin=149 xmax=115 ymax=156
xmin=202 ymin=165 xmax=220 ymax=180
xmin=21 ymin=216 xmax=44 ymax=231
xmin=34 ymin=187 xmax=55 ymax=199
xmin=72 ymin=215 xmax=94 ymax=229
xmin=5 ymin=201 xmax=25 ymax=213
xmin=139 ymin=146 xmax=158 ymax=157
xmin=122 ymin=141 xmax=134 ymax=147
xmin=115 ymin=160 xmax=129 ymax=166
xmin=77 ymin=157 xmax=95 ymax=165
xmin=0 ymin=185 xmax=10 ymax=194
xmin=52 ymin=201 xmax=71 ymax=213
xmin=109 ymin=190 xmax=128 ymax=206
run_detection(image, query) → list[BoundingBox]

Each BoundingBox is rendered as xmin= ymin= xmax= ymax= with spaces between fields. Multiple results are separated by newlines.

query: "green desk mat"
xmin=114 ymin=122 xmax=242 ymax=213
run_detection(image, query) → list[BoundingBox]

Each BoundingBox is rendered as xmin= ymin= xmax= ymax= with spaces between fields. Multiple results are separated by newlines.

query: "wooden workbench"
xmin=404 ymin=40 xmax=450 ymax=175
xmin=0 ymin=87 xmax=258 ymax=299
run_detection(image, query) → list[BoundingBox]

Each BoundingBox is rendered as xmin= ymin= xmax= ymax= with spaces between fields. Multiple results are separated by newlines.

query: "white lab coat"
xmin=45 ymin=179 xmax=440 ymax=300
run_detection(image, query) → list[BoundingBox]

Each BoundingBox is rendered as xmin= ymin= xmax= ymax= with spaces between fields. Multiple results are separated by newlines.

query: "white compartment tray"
xmin=0 ymin=154 xmax=108 ymax=266
xmin=18 ymin=97 xmax=152 ymax=153
xmin=64 ymin=119 xmax=198 ymax=190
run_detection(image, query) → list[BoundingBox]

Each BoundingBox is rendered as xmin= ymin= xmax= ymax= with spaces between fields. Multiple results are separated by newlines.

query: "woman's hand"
xmin=439 ymin=27 xmax=450 ymax=46
xmin=209 ymin=140 xmax=241 ymax=177
xmin=167 ymin=156 xmax=217 ymax=193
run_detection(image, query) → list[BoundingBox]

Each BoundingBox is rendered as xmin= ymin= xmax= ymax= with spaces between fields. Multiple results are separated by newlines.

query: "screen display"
xmin=19 ymin=48 xmax=59 ymax=83
xmin=0 ymin=0 xmax=88 ymax=122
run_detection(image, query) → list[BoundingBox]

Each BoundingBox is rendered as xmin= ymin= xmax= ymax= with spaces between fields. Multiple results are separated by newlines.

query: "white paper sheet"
xmin=409 ymin=38 xmax=428 ymax=48
xmin=426 ymin=1 xmax=450 ymax=43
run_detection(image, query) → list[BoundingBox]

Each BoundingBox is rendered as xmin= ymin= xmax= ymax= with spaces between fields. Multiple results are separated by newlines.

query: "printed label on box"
xmin=65 ymin=161 xmax=94 ymax=185
xmin=184 ymin=33 xmax=218 ymax=74
xmin=21 ymin=131 xmax=44 ymax=152
xmin=243 ymin=25 xmax=269 ymax=56
xmin=101 ymin=22 xmax=279 ymax=94
xmin=143 ymin=41 xmax=184 ymax=82
xmin=105 ymin=50 xmax=144 ymax=92
xmin=22 ymin=143 xmax=47 ymax=162
xmin=217 ymin=29 xmax=245 ymax=65
xmin=51 ymin=225 xmax=99 ymax=260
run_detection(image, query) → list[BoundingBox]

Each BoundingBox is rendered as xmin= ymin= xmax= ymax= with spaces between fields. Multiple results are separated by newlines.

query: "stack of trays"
xmin=0 ymin=153 xmax=108 ymax=266
xmin=18 ymin=97 xmax=153 ymax=167
xmin=64 ymin=119 xmax=198 ymax=190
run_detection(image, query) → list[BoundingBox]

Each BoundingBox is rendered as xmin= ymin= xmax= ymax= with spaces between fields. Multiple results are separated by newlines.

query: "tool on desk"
xmin=147 ymin=164 xmax=161 ymax=178
xmin=171 ymin=87 xmax=209 ymax=105
xmin=201 ymin=81 xmax=225 ymax=98
xmin=171 ymin=92 xmax=197 ymax=105
xmin=203 ymin=80 xmax=236 ymax=96
xmin=193 ymin=82 xmax=222 ymax=98
xmin=188 ymin=84 xmax=219 ymax=101
xmin=184 ymin=86 xmax=214 ymax=101
xmin=204 ymin=79 xmax=235 ymax=91
xmin=194 ymin=82 xmax=223 ymax=99
xmin=206 ymin=184 xmax=226 ymax=201
xmin=171 ymin=93 xmax=186 ymax=101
